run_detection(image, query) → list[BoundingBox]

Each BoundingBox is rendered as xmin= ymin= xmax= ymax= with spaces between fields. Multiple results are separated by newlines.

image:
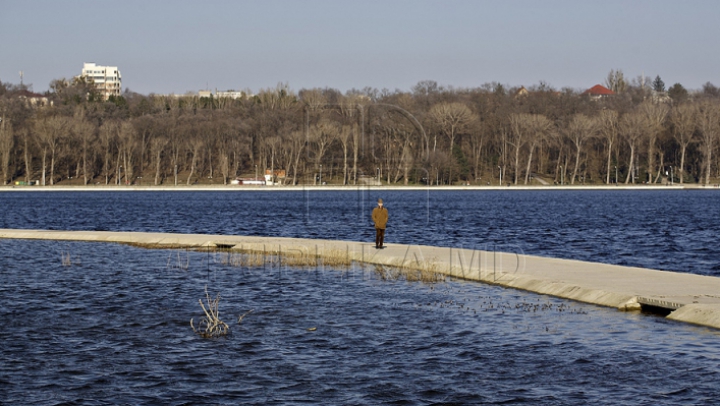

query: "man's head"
xmin=378 ymin=198 xmax=383 ymax=207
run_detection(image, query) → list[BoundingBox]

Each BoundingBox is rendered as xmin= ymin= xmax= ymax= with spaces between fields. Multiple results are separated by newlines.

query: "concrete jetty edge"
xmin=2 ymin=228 xmax=720 ymax=330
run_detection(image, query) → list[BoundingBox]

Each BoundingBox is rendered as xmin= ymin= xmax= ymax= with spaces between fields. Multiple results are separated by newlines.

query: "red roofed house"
xmin=583 ymin=84 xmax=615 ymax=100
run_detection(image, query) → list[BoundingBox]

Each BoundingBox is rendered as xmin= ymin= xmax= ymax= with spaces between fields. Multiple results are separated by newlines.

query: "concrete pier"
xmin=2 ymin=228 xmax=720 ymax=330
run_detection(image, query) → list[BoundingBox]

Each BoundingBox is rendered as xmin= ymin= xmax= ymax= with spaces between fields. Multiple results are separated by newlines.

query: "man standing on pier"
xmin=372 ymin=198 xmax=388 ymax=249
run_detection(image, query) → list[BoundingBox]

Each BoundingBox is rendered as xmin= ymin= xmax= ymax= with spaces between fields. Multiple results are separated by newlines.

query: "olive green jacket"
xmin=372 ymin=206 xmax=388 ymax=229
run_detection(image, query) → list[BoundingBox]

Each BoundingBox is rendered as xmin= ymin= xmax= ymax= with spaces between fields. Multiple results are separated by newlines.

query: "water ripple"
xmin=2 ymin=192 xmax=720 ymax=403
xmin=2 ymin=189 xmax=719 ymax=276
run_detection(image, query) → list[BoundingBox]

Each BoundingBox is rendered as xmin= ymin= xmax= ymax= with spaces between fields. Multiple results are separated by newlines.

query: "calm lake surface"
xmin=1 ymin=190 xmax=719 ymax=404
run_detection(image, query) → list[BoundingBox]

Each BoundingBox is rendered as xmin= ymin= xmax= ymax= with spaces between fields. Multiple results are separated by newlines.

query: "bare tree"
xmin=34 ymin=115 xmax=69 ymax=185
xmin=205 ymin=124 xmax=217 ymax=180
xmin=131 ymin=115 xmax=157 ymax=182
xmin=257 ymin=83 xmax=296 ymax=111
xmin=286 ymin=130 xmax=306 ymax=185
xmin=99 ymin=121 xmax=118 ymax=185
xmin=150 ymin=136 xmax=168 ymax=185
xmin=165 ymin=115 xmax=182 ymax=186
xmin=400 ymin=134 xmax=414 ymax=185
xmin=509 ymin=113 xmax=530 ymax=185
xmin=71 ymin=109 xmax=96 ymax=185
xmin=300 ymin=88 xmax=327 ymax=112
xmin=308 ymin=119 xmax=337 ymax=182
xmin=369 ymin=107 xmax=410 ymax=184
xmin=0 ymin=115 xmax=13 ymax=185
xmin=186 ymin=138 xmax=204 ymax=185
xmin=338 ymin=95 xmax=365 ymax=184
xmin=598 ymin=110 xmax=619 ymax=184
xmin=336 ymin=124 xmax=354 ymax=185
xmin=696 ymin=100 xmax=720 ymax=185
xmin=566 ymin=114 xmax=597 ymax=185
xmin=426 ymin=150 xmax=452 ymax=185
xmin=231 ymin=133 xmax=251 ymax=180
xmin=263 ymin=135 xmax=282 ymax=185
xmin=620 ymin=111 xmax=645 ymax=184
xmin=670 ymin=103 xmax=697 ymax=183
xmin=467 ymin=120 xmax=487 ymax=182
xmin=353 ymin=105 xmax=362 ymax=185
xmin=428 ymin=102 xmax=475 ymax=183
xmin=118 ymin=121 xmax=137 ymax=185
xmin=20 ymin=127 xmax=32 ymax=183
xmin=508 ymin=113 xmax=551 ymax=185
xmin=211 ymin=118 xmax=243 ymax=185
xmin=605 ymin=69 xmax=628 ymax=93
xmin=546 ymin=126 xmax=566 ymax=184
xmin=524 ymin=114 xmax=553 ymax=185
xmin=376 ymin=114 xmax=405 ymax=184
xmin=640 ymin=102 xmax=669 ymax=183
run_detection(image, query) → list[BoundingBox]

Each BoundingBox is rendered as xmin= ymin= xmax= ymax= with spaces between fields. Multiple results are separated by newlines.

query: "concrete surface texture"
xmin=2 ymin=228 xmax=720 ymax=330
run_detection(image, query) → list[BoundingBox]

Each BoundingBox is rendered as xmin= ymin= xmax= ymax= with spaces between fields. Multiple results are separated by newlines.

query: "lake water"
xmin=2 ymin=189 xmax=720 ymax=275
xmin=1 ymin=190 xmax=719 ymax=404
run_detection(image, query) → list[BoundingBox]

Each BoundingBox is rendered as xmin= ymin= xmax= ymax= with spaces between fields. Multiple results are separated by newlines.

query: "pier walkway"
xmin=2 ymin=228 xmax=720 ymax=330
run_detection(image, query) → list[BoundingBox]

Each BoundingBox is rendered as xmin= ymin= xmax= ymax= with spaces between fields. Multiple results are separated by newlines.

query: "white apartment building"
xmin=216 ymin=90 xmax=246 ymax=99
xmin=81 ymin=62 xmax=122 ymax=100
xmin=197 ymin=90 xmax=249 ymax=99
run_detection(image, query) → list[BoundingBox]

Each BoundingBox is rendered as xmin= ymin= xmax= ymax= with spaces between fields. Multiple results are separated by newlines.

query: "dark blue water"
xmin=1 ymin=239 xmax=719 ymax=405
xmin=2 ymin=190 xmax=720 ymax=404
xmin=1 ymin=189 xmax=719 ymax=275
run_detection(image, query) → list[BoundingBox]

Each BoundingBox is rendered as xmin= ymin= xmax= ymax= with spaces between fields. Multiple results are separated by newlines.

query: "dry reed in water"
xmin=238 ymin=309 xmax=254 ymax=323
xmin=375 ymin=260 xmax=446 ymax=283
xmin=217 ymin=251 xmax=266 ymax=268
xmin=167 ymin=250 xmax=190 ymax=270
xmin=61 ymin=252 xmax=72 ymax=267
xmin=125 ymin=242 xmax=194 ymax=250
xmin=191 ymin=285 xmax=230 ymax=338
xmin=217 ymin=248 xmax=352 ymax=269
xmin=317 ymin=248 xmax=352 ymax=267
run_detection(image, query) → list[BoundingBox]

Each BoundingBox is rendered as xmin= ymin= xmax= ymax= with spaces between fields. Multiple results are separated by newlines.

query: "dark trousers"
xmin=375 ymin=228 xmax=385 ymax=248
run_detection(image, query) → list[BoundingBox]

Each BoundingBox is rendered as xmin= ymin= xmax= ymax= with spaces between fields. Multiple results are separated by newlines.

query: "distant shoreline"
xmin=1 ymin=184 xmax=717 ymax=192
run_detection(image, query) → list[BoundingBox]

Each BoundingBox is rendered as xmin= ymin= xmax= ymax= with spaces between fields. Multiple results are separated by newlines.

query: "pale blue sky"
xmin=1 ymin=0 xmax=718 ymax=95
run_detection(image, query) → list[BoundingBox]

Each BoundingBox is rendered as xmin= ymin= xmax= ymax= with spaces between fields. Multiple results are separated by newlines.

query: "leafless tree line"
xmin=1 ymin=79 xmax=720 ymax=186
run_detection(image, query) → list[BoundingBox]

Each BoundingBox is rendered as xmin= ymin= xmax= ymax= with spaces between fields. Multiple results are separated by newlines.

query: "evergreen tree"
xmin=702 ymin=82 xmax=720 ymax=98
xmin=653 ymin=75 xmax=665 ymax=93
xmin=668 ymin=83 xmax=688 ymax=103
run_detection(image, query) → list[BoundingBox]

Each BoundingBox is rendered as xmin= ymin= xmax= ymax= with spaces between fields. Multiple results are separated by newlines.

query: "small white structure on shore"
xmin=264 ymin=169 xmax=286 ymax=186
xmin=232 ymin=178 xmax=265 ymax=185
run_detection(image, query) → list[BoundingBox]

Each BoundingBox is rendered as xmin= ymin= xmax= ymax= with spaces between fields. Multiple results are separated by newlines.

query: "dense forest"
xmin=1 ymin=73 xmax=720 ymax=187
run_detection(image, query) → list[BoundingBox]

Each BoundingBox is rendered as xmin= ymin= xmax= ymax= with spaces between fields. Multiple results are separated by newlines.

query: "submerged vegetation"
xmin=61 ymin=251 xmax=72 ymax=266
xmin=125 ymin=242 xmax=444 ymax=284
xmin=216 ymin=248 xmax=353 ymax=269
xmin=375 ymin=260 xmax=446 ymax=283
